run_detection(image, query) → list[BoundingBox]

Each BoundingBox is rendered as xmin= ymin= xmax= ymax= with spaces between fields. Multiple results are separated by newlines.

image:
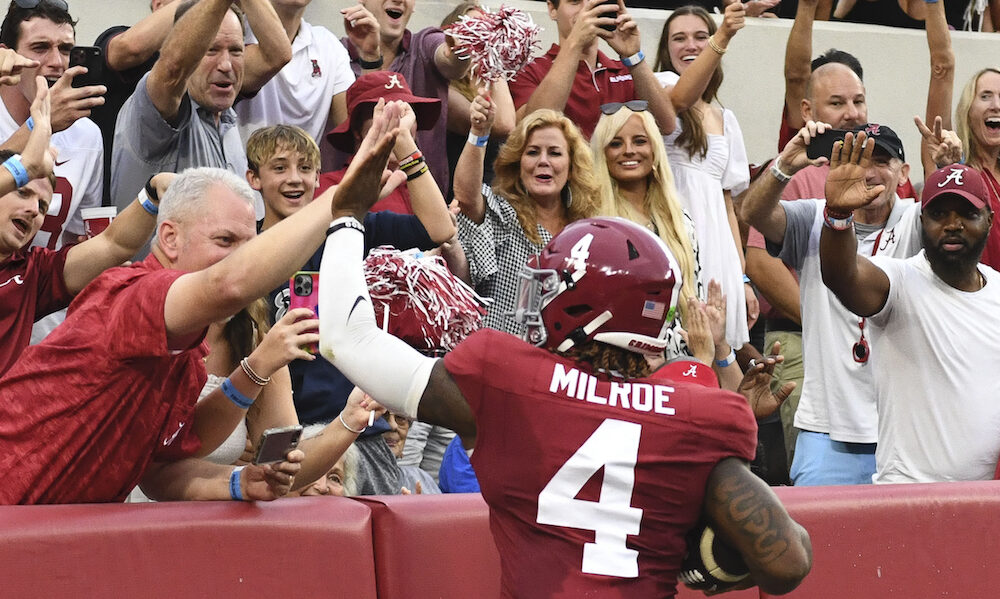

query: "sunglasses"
xmin=600 ymin=100 xmax=648 ymax=115
xmin=14 ymin=0 xmax=68 ymax=9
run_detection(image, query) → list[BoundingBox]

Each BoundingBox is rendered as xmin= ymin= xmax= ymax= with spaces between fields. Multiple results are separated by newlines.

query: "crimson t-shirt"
xmin=0 ymin=245 xmax=73 ymax=375
xmin=0 ymin=254 xmax=206 ymax=504
xmin=444 ymin=329 xmax=756 ymax=598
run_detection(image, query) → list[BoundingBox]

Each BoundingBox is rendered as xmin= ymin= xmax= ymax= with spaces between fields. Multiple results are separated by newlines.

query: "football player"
xmin=319 ymin=214 xmax=812 ymax=597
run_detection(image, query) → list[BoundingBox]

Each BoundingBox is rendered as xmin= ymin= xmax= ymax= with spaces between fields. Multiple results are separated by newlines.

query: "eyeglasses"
xmin=14 ymin=0 xmax=69 ymax=10
xmin=386 ymin=413 xmax=411 ymax=429
xmin=600 ymin=100 xmax=648 ymax=115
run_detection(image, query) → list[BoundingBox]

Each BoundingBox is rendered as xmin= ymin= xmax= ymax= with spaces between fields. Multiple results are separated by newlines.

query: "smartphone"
xmin=598 ymin=0 xmax=618 ymax=32
xmin=252 ymin=425 xmax=304 ymax=465
xmin=806 ymin=128 xmax=851 ymax=160
xmin=68 ymin=46 xmax=104 ymax=89
xmin=289 ymin=271 xmax=320 ymax=354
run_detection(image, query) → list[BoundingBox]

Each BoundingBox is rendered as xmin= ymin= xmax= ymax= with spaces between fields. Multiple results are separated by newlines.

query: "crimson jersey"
xmin=443 ymin=329 xmax=757 ymax=598
xmin=0 ymin=246 xmax=73 ymax=375
xmin=0 ymin=254 xmax=205 ymax=504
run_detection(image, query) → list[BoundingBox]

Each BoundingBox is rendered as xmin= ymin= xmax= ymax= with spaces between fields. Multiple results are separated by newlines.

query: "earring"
xmin=562 ymin=185 xmax=573 ymax=208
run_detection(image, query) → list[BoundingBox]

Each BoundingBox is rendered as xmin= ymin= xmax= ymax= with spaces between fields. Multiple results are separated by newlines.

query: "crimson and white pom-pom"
xmin=365 ymin=247 xmax=489 ymax=353
xmin=446 ymin=5 xmax=540 ymax=82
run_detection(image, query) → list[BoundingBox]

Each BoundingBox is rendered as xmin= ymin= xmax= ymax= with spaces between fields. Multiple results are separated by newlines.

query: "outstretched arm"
xmin=105 ymin=1 xmax=181 ymax=72
xmin=919 ymin=0 xmax=956 ymax=177
xmin=239 ymin=0 xmax=293 ymax=94
xmin=605 ymin=4 xmax=675 ymax=134
xmin=784 ymin=0 xmax=818 ymax=133
xmin=139 ymin=450 xmax=303 ymax=501
xmin=703 ymin=457 xmax=812 ymax=595
xmin=819 ymin=132 xmax=891 ymax=316
xmin=665 ymin=2 xmax=744 ymax=115
xmin=161 ymin=102 xmax=400 ymax=347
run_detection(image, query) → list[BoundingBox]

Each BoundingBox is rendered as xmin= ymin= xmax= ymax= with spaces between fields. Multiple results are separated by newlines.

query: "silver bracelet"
xmin=240 ymin=357 xmax=271 ymax=386
xmin=339 ymin=412 xmax=366 ymax=434
xmin=770 ymin=158 xmax=793 ymax=184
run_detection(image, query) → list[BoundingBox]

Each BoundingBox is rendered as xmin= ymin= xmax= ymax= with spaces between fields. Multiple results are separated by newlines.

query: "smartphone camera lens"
xmin=294 ymin=274 xmax=312 ymax=296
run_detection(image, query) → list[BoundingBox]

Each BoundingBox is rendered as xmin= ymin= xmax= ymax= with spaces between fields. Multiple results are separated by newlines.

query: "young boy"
xmin=245 ymin=123 xmax=454 ymax=494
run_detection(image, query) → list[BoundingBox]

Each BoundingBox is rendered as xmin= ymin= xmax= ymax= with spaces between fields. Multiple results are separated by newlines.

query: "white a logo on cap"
xmin=385 ymin=74 xmax=404 ymax=90
xmin=939 ymin=168 xmax=965 ymax=187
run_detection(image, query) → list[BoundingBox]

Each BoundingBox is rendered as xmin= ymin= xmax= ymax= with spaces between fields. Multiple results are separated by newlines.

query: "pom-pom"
xmin=364 ymin=247 xmax=489 ymax=353
xmin=446 ymin=5 xmax=541 ymax=82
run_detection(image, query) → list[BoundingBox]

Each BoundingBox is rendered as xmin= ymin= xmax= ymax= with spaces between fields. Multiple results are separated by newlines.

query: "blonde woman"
xmin=591 ymin=103 xmax=741 ymax=389
xmin=455 ymin=103 xmax=600 ymax=335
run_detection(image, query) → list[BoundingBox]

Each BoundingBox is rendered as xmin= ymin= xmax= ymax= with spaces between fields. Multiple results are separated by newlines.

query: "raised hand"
xmin=717 ymin=1 xmax=747 ymax=41
xmin=778 ymin=120 xmax=832 ymax=174
xmin=743 ymin=0 xmax=781 ymax=18
xmin=914 ymin=115 xmax=963 ymax=168
xmin=605 ymin=2 xmax=641 ymax=59
xmin=332 ymin=99 xmax=400 ymax=219
xmin=737 ymin=341 xmax=795 ymax=420
xmin=679 ymin=296 xmax=714 ymax=366
xmin=824 ymin=131 xmax=885 ymax=215
xmin=0 ymin=48 xmax=38 ymax=86
xmin=705 ymin=279 xmax=728 ymax=351
xmin=341 ymin=2 xmax=381 ymax=64
xmin=469 ymin=86 xmax=495 ymax=137
xmin=22 ymin=77 xmax=54 ymax=182
xmin=48 ymin=65 xmax=106 ymax=132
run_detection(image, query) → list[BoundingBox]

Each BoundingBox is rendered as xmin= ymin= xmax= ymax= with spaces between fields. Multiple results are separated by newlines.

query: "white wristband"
xmin=715 ymin=348 xmax=737 ymax=368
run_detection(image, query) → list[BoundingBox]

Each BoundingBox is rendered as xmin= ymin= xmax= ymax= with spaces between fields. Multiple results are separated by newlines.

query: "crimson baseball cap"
xmin=326 ymin=71 xmax=441 ymax=153
xmin=852 ymin=123 xmax=905 ymax=161
xmin=648 ymin=359 xmax=719 ymax=389
xmin=921 ymin=163 xmax=990 ymax=211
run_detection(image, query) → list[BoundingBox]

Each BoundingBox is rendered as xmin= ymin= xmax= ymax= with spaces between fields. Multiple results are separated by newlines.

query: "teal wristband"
xmin=221 ymin=377 xmax=254 ymax=409
xmin=743 ymin=274 xmax=751 ymax=284
xmin=25 ymin=117 xmax=34 ymax=131
xmin=3 ymin=154 xmax=29 ymax=188
xmin=229 ymin=466 xmax=246 ymax=501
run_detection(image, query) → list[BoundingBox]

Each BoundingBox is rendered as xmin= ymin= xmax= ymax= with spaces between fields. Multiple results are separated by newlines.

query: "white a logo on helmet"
xmin=385 ymin=74 xmax=405 ymax=90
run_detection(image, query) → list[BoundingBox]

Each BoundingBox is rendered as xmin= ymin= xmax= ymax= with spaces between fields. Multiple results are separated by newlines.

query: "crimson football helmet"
xmin=511 ymin=217 xmax=683 ymax=356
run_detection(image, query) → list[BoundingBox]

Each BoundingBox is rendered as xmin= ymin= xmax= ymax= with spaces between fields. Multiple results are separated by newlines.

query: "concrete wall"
xmin=27 ymin=1 xmax=1000 ymax=179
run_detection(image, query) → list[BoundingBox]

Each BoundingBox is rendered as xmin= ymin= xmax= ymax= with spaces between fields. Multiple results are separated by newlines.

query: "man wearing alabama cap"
xmin=742 ymin=121 xmax=923 ymax=486
xmin=821 ymin=133 xmax=1000 ymax=483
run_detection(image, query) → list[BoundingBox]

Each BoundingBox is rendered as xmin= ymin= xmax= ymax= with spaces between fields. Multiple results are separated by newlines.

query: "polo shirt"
xmin=236 ymin=20 xmax=355 ymax=145
xmin=509 ymin=44 xmax=635 ymax=139
xmin=111 ymin=72 xmax=254 ymax=217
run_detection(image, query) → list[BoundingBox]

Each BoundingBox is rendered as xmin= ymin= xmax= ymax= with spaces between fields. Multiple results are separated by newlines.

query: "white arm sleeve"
xmin=318 ymin=218 xmax=436 ymax=421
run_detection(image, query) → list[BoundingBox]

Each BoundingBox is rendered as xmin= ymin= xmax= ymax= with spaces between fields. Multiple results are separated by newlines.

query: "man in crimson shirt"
xmin=509 ymin=0 xmax=674 ymax=138
xmin=0 ymin=106 xmax=401 ymax=504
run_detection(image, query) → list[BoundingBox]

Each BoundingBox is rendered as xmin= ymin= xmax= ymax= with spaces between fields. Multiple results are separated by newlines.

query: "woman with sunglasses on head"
xmin=453 ymin=90 xmax=600 ymax=336
xmin=653 ymin=3 xmax=756 ymax=359
xmin=591 ymin=102 xmax=742 ymax=390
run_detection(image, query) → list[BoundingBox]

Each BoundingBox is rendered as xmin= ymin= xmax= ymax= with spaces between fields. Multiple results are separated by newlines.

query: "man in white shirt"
xmin=821 ymin=139 xmax=1000 ymax=483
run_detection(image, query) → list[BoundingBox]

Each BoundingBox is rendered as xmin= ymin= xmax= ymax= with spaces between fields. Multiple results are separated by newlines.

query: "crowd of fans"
xmin=2 ymin=0 xmax=1000 ymax=508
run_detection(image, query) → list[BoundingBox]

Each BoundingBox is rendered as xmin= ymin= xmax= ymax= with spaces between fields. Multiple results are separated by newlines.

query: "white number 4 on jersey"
xmin=536 ymin=419 xmax=643 ymax=577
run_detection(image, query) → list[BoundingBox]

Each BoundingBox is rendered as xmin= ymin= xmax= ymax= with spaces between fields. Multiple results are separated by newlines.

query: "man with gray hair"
xmin=0 ymin=107 xmax=400 ymax=505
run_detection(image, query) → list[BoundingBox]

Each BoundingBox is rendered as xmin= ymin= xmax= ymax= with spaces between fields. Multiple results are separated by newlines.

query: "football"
xmin=679 ymin=521 xmax=751 ymax=593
